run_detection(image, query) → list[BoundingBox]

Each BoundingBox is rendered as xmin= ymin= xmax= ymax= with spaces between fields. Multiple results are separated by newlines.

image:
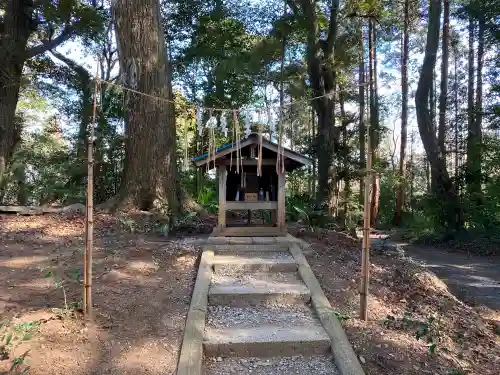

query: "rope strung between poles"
xmin=96 ymin=77 xmax=337 ymax=112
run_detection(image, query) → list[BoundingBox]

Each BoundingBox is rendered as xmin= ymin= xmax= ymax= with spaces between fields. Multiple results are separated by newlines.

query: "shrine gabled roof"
xmin=192 ymin=133 xmax=312 ymax=168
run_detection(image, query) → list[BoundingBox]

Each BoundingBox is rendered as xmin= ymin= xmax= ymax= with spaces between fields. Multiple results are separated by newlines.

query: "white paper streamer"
xmin=244 ymin=111 xmax=251 ymax=138
xmin=207 ymin=116 xmax=217 ymax=129
xmin=220 ymin=111 xmax=228 ymax=137
xmin=196 ymin=106 xmax=203 ymax=136
xmin=268 ymin=106 xmax=275 ymax=133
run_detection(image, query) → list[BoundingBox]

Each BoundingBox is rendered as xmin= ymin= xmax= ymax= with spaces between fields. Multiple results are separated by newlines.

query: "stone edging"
xmin=176 ymin=248 xmax=214 ymax=375
xmin=290 ymin=243 xmax=366 ymax=375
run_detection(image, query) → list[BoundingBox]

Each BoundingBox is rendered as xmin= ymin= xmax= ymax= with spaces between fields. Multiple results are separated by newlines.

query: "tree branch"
xmin=325 ymin=0 xmax=340 ymax=55
xmin=50 ymin=49 xmax=91 ymax=81
xmin=26 ymin=26 xmax=75 ymax=59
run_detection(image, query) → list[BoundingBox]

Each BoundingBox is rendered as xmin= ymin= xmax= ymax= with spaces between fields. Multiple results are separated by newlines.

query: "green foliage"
xmin=197 ymin=187 xmax=218 ymax=214
xmin=43 ymin=267 xmax=82 ymax=313
xmin=384 ymin=312 xmax=445 ymax=355
xmin=13 ymin=322 xmax=40 ymax=342
xmin=9 ymin=351 xmax=30 ymax=375
xmin=1 ymin=120 xmax=76 ymax=205
xmin=286 ymin=194 xmax=335 ymax=231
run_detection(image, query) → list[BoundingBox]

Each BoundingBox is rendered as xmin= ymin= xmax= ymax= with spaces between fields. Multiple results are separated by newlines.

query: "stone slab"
xmin=212 ymin=244 xmax=290 ymax=253
xmin=213 ymin=255 xmax=298 ymax=273
xmin=209 ymin=273 xmax=310 ymax=307
xmin=203 ymin=325 xmax=330 ymax=357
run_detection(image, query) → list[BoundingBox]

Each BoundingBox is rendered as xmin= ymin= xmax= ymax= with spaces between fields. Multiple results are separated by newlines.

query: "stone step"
xmin=203 ymin=355 xmax=339 ymax=375
xmin=212 ymin=254 xmax=297 ymax=273
xmin=203 ymin=324 xmax=331 ymax=357
xmin=212 ymin=244 xmax=291 ymax=253
xmin=209 ymin=273 xmax=310 ymax=306
xmin=206 ymin=304 xmax=321 ymax=330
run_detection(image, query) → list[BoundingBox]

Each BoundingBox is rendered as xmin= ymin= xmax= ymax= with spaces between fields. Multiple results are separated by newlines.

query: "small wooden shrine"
xmin=193 ymin=133 xmax=312 ymax=236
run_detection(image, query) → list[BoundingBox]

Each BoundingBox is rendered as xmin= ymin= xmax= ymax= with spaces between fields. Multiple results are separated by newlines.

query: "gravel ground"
xmin=206 ymin=304 xmax=321 ymax=329
xmin=214 ymin=252 xmax=294 ymax=260
xmin=203 ymin=355 xmax=339 ymax=375
xmin=211 ymin=271 xmax=303 ymax=286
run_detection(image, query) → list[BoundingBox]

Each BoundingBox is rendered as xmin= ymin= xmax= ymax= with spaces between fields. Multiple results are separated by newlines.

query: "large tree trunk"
xmin=358 ymin=24 xmax=366 ymax=207
xmin=438 ymin=0 xmax=449 ymax=162
xmin=112 ymin=0 xmax=182 ymax=213
xmin=466 ymin=16 xmax=484 ymax=204
xmin=297 ymin=0 xmax=340 ymax=206
xmin=415 ymin=0 xmax=461 ymax=230
xmin=453 ymin=41 xmax=460 ymax=178
xmin=368 ymin=19 xmax=380 ymax=226
xmin=0 ymin=0 xmax=31 ymax=189
xmin=394 ymin=0 xmax=409 ymax=226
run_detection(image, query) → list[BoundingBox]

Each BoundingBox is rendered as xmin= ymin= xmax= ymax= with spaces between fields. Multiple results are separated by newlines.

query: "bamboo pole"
xmin=360 ymin=117 xmax=372 ymax=321
xmin=84 ymin=65 xmax=100 ymax=318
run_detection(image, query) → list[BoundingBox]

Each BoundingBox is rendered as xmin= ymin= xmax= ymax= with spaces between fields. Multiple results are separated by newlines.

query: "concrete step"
xmin=212 ymin=244 xmax=291 ymax=253
xmin=209 ymin=272 xmax=310 ymax=306
xmin=203 ymin=324 xmax=331 ymax=357
xmin=212 ymin=254 xmax=297 ymax=273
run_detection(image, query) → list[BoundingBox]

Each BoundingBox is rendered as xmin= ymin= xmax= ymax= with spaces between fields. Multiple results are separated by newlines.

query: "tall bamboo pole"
xmin=84 ymin=65 xmax=99 ymax=318
xmin=360 ymin=96 xmax=372 ymax=321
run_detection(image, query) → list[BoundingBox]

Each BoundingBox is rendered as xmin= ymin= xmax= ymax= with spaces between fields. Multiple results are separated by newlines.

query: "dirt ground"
xmin=290 ymin=226 xmax=500 ymax=375
xmin=0 ymin=213 xmax=203 ymax=375
xmin=2 ymin=214 xmax=499 ymax=375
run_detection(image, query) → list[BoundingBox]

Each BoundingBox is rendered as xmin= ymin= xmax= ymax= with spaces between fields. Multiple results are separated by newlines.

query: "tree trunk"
xmin=0 ymin=0 xmax=31 ymax=190
xmin=438 ymin=0 xmax=449 ymax=162
xmin=467 ymin=16 xmax=485 ymax=204
xmin=430 ymin=69 xmax=436 ymax=134
xmin=112 ymin=0 xmax=182 ymax=213
xmin=358 ymin=24 xmax=366 ymax=207
xmin=1 ymin=1 xmax=78 ymax=193
xmin=368 ymin=19 xmax=380 ymax=226
xmin=466 ymin=15 xmax=482 ymax=202
xmin=297 ymin=0 xmax=340 ymax=206
xmin=415 ymin=0 xmax=461 ymax=230
xmin=394 ymin=0 xmax=409 ymax=226
xmin=454 ymin=42 xmax=459 ymax=178
xmin=339 ymin=89 xmax=349 ymax=228
xmin=311 ymin=107 xmax=316 ymax=198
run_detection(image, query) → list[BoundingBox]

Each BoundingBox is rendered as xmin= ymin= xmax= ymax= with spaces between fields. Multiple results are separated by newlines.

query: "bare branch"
xmin=26 ymin=26 xmax=75 ymax=59
xmin=50 ymin=49 xmax=90 ymax=81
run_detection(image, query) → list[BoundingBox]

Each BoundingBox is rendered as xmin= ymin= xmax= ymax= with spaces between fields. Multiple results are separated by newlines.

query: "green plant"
xmin=9 ymin=351 xmax=30 ymax=375
xmin=333 ymin=310 xmax=350 ymax=322
xmin=13 ymin=322 xmax=39 ymax=342
xmin=197 ymin=187 xmax=218 ymax=213
xmin=156 ymin=211 xmax=200 ymax=236
xmin=384 ymin=312 xmax=445 ymax=355
xmin=0 ymin=332 xmax=13 ymax=360
xmin=44 ymin=271 xmax=69 ymax=311
xmin=285 ymin=194 xmax=335 ymax=231
xmin=42 ymin=267 xmax=82 ymax=313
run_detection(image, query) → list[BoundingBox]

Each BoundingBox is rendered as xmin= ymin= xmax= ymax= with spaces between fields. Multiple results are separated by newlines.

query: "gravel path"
xmin=206 ymin=304 xmax=321 ymax=329
xmin=203 ymin=355 xmax=339 ymax=375
xmin=211 ymin=271 xmax=303 ymax=286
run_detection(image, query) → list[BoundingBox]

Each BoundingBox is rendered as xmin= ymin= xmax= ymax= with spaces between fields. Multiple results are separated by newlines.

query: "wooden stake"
xmin=360 ymin=117 xmax=372 ymax=321
xmin=84 ymin=64 xmax=99 ymax=318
